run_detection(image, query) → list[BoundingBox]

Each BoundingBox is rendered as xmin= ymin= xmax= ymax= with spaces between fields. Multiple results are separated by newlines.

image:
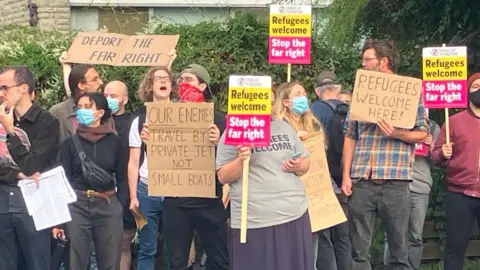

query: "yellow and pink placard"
xmin=268 ymin=4 xmax=311 ymax=65
xmin=225 ymin=76 xmax=272 ymax=146
xmin=422 ymin=46 xmax=468 ymax=108
xmin=414 ymin=108 xmax=430 ymax=157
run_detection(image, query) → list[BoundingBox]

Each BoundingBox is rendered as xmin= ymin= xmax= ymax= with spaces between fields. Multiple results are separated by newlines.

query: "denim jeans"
xmin=316 ymin=228 xmax=336 ymax=270
xmin=0 ymin=213 xmax=50 ymax=270
xmin=349 ymin=180 xmax=410 ymax=270
xmin=137 ymin=181 xmax=164 ymax=270
xmin=331 ymin=194 xmax=351 ymax=270
xmin=383 ymin=191 xmax=429 ymax=270
xmin=315 ymin=194 xmax=351 ymax=270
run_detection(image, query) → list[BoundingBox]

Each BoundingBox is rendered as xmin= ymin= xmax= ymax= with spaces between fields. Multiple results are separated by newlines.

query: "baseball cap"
xmin=181 ymin=64 xmax=211 ymax=86
xmin=316 ymin=71 xmax=339 ymax=87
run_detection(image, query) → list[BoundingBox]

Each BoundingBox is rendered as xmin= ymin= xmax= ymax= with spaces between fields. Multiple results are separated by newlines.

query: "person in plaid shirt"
xmin=341 ymin=39 xmax=429 ymax=270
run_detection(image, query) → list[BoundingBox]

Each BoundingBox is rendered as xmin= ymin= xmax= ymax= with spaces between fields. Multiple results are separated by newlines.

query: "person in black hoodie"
xmin=53 ymin=92 xmax=127 ymax=270
xmin=160 ymin=64 xmax=228 ymax=270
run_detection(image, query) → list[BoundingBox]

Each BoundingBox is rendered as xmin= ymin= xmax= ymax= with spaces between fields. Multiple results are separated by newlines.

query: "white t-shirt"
xmin=129 ymin=116 xmax=148 ymax=179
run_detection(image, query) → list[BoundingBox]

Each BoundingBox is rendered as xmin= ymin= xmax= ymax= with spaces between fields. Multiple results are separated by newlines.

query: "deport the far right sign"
xmin=422 ymin=46 xmax=468 ymax=108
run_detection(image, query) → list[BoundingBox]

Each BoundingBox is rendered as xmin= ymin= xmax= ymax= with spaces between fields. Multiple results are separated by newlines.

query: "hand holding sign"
xmin=297 ymin=130 xmax=309 ymax=141
xmin=377 ymin=119 xmax=397 ymax=138
xmin=208 ymin=124 xmax=220 ymax=145
xmin=442 ymin=143 xmax=453 ymax=159
xmin=424 ymin=134 xmax=433 ymax=146
xmin=236 ymin=145 xmax=252 ymax=160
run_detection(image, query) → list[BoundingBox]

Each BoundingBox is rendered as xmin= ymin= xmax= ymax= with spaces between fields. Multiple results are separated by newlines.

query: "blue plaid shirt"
xmin=343 ymin=99 xmax=429 ymax=181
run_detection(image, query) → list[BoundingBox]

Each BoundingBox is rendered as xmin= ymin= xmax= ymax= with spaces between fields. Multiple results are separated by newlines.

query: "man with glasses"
xmin=342 ymin=39 xmax=428 ymax=270
xmin=49 ymin=64 xmax=103 ymax=144
xmin=0 ymin=66 xmax=60 ymax=270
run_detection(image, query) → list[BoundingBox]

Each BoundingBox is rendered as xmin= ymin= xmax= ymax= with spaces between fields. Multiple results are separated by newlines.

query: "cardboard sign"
xmin=349 ymin=69 xmax=422 ymax=129
xmin=66 ymin=32 xmax=180 ymax=66
xmin=422 ymin=46 xmax=468 ymax=109
xmin=268 ymin=5 xmax=312 ymax=64
xmin=300 ymin=132 xmax=347 ymax=232
xmin=146 ymin=103 xmax=216 ymax=198
xmin=414 ymin=143 xmax=429 ymax=157
xmin=225 ymin=75 xmax=272 ymax=146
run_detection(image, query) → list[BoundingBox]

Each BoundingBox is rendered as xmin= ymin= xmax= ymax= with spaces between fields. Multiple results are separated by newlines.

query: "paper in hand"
xmin=131 ymin=206 xmax=148 ymax=230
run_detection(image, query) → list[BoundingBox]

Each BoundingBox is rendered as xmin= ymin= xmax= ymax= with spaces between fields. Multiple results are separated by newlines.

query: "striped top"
xmin=343 ymin=100 xmax=429 ymax=181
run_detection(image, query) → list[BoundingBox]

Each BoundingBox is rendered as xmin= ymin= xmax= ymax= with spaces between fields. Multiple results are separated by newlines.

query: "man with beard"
xmin=0 ymin=66 xmax=60 ymax=270
xmin=342 ymin=39 xmax=428 ymax=270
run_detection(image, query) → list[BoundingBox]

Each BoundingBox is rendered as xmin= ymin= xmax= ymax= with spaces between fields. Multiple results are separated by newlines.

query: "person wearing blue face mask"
xmin=273 ymin=81 xmax=324 ymax=141
xmin=52 ymin=92 xmax=127 ymax=270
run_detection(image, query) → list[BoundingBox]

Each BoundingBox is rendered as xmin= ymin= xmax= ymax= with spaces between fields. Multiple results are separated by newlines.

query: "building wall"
xmin=36 ymin=0 xmax=71 ymax=32
xmin=0 ymin=0 xmax=70 ymax=32
xmin=0 ymin=0 xmax=29 ymax=27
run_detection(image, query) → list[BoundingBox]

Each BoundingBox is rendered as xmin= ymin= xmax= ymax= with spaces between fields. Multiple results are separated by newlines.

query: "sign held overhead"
xmin=66 ymin=32 xmax=179 ymax=67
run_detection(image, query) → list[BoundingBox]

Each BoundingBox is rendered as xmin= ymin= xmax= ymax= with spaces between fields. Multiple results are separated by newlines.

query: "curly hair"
xmin=138 ymin=66 xmax=176 ymax=102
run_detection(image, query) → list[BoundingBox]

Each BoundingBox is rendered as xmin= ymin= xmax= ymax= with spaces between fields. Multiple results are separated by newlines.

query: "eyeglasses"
xmin=83 ymin=76 xmax=101 ymax=83
xmin=0 ymin=84 xmax=22 ymax=91
xmin=153 ymin=76 xmax=171 ymax=83
xmin=362 ymin=57 xmax=378 ymax=63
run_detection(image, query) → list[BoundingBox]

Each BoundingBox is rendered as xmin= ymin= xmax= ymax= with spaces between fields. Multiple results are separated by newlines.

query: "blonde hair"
xmin=273 ymin=81 xmax=326 ymax=136
xmin=138 ymin=66 xmax=176 ymax=102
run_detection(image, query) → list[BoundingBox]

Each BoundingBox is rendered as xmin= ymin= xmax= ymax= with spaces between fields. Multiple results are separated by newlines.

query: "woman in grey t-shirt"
xmin=216 ymin=119 xmax=313 ymax=270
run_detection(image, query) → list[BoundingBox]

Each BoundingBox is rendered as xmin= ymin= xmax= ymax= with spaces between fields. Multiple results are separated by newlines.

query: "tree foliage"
xmin=0 ymin=12 xmax=360 ymax=111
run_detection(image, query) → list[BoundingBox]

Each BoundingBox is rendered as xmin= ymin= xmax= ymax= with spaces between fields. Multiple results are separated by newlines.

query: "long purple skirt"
xmin=230 ymin=211 xmax=314 ymax=270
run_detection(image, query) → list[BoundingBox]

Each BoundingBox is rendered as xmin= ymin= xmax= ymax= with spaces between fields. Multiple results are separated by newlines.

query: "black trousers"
xmin=163 ymin=198 xmax=229 ymax=270
xmin=65 ymin=195 xmax=123 ymax=270
xmin=0 ymin=212 xmax=50 ymax=270
xmin=444 ymin=191 xmax=480 ymax=270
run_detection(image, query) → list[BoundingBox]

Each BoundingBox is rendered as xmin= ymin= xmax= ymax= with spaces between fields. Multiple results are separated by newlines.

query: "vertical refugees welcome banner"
xmin=268 ymin=4 xmax=312 ymax=64
xmin=422 ymin=46 xmax=468 ymax=109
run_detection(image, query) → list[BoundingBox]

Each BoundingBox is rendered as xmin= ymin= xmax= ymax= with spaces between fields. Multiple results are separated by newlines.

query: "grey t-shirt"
xmin=216 ymin=120 xmax=309 ymax=229
xmin=410 ymin=120 xmax=441 ymax=194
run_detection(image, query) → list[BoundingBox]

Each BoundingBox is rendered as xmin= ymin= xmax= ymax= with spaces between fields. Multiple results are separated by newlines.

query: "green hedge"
xmin=0 ymin=12 xmax=360 ymax=110
xmin=0 ymin=11 xmax=471 ymax=268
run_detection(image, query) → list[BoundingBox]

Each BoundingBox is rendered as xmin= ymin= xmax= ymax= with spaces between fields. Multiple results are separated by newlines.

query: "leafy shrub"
xmin=1 ymin=10 xmax=468 ymax=267
xmin=0 ymin=12 xmax=359 ymax=111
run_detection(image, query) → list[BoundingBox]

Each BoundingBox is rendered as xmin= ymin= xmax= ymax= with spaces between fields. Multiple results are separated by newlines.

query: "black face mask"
xmin=469 ymin=89 xmax=480 ymax=107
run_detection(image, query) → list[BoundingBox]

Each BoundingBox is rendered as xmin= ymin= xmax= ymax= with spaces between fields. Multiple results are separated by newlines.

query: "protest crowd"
xmin=0 ymin=34 xmax=479 ymax=270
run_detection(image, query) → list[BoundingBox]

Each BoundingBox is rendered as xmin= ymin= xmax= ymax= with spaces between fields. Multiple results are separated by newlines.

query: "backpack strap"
xmin=138 ymin=113 xmax=147 ymax=169
xmin=72 ymin=135 xmax=86 ymax=162
xmin=320 ymin=100 xmax=338 ymax=113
